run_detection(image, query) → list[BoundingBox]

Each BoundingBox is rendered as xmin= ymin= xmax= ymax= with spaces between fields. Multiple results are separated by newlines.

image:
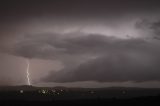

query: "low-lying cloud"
xmin=1 ymin=32 xmax=160 ymax=82
xmin=43 ymin=38 xmax=160 ymax=82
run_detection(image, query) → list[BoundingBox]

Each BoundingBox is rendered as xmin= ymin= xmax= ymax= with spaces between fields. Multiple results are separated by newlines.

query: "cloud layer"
xmin=42 ymin=35 xmax=160 ymax=82
xmin=1 ymin=21 xmax=160 ymax=83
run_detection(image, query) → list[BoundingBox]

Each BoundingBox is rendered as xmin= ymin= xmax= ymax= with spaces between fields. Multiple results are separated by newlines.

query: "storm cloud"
xmin=43 ymin=50 xmax=160 ymax=82
xmin=42 ymin=37 xmax=160 ymax=82
xmin=1 ymin=32 xmax=156 ymax=59
xmin=1 ymin=31 xmax=160 ymax=83
xmin=1 ymin=0 xmax=160 ymax=86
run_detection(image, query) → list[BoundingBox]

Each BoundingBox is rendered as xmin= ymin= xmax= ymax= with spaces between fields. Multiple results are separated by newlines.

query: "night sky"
xmin=1 ymin=0 xmax=160 ymax=88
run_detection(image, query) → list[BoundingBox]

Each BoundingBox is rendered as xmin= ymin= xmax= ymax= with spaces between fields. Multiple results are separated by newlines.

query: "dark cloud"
xmin=0 ymin=0 xmax=160 ymax=86
xmin=2 ymin=32 xmax=160 ymax=83
xmin=0 ymin=33 xmax=106 ymax=58
xmin=43 ymin=48 xmax=160 ymax=82
xmin=134 ymin=19 xmax=160 ymax=40
xmin=2 ymin=32 xmax=153 ymax=59
xmin=150 ymin=20 xmax=160 ymax=39
xmin=1 ymin=0 xmax=160 ymax=25
xmin=1 ymin=33 xmax=121 ymax=67
xmin=37 ymin=34 xmax=160 ymax=82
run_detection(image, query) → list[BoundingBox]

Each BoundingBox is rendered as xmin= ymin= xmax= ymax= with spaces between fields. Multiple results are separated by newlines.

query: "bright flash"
xmin=26 ymin=59 xmax=31 ymax=85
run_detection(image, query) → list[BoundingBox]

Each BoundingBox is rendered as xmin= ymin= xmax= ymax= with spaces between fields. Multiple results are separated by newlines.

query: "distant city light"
xmin=90 ymin=91 xmax=95 ymax=94
xmin=20 ymin=90 xmax=24 ymax=93
xmin=42 ymin=90 xmax=46 ymax=94
xmin=52 ymin=90 xmax=56 ymax=93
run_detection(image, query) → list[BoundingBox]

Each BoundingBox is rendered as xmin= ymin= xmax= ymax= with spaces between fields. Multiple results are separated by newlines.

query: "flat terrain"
xmin=0 ymin=86 xmax=160 ymax=105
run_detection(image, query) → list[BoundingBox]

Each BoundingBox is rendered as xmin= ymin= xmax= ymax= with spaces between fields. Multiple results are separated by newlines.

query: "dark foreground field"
xmin=0 ymin=86 xmax=160 ymax=105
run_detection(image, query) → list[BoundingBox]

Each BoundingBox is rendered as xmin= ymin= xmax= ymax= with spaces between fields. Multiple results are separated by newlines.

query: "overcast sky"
xmin=1 ymin=0 xmax=160 ymax=88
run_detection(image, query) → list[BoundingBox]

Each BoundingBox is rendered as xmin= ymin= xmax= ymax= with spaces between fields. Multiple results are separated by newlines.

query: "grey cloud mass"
xmin=2 ymin=32 xmax=160 ymax=82
xmin=150 ymin=20 xmax=160 ymax=39
xmin=42 ymin=35 xmax=160 ymax=82
xmin=2 ymin=33 xmax=153 ymax=59
xmin=1 ymin=21 xmax=160 ymax=83
xmin=1 ymin=0 xmax=160 ymax=86
xmin=1 ymin=33 xmax=160 ymax=82
xmin=135 ymin=19 xmax=160 ymax=40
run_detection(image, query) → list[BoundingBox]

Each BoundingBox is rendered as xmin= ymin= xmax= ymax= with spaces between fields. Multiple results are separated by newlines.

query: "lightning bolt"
xmin=26 ymin=59 xmax=31 ymax=85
